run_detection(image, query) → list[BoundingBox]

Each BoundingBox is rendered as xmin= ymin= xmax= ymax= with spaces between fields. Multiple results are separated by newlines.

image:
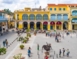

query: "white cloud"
xmin=0 ymin=0 xmax=77 ymax=12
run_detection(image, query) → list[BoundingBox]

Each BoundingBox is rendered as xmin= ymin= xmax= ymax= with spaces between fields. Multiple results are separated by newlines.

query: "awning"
xmin=56 ymin=21 xmax=61 ymax=25
xmin=0 ymin=17 xmax=8 ymax=22
xmin=50 ymin=21 xmax=55 ymax=25
xmin=43 ymin=22 xmax=48 ymax=25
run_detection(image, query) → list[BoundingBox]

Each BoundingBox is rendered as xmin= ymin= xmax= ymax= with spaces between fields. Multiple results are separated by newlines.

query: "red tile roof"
xmin=0 ymin=10 xmax=4 ymax=12
xmin=48 ymin=4 xmax=77 ymax=6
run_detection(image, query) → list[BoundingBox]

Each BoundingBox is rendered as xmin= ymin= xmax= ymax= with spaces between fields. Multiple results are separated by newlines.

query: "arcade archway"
xmin=50 ymin=21 xmax=55 ymax=30
xmin=56 ymin=21 xmax=62 ymax=30
xmin=43 ymin=22 xmax=48 ymax=30
xmin=36 ymin=22 xmax=41 ymax=29
xmin=30 ymin=22 xmax=34 ymax=29
xmin=23 ymin=22 xmax=28 ymax=29
xmin=63 ymin=22 xmax=68 ymax=30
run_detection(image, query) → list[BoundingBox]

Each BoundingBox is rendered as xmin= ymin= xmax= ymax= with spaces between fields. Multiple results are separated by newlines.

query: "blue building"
xmin=0 ymin=10 xmax=8 ymax=35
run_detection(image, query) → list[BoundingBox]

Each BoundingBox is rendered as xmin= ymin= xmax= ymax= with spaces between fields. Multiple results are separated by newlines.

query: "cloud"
xmin=0 ymin=0 xmax=77 ymax=12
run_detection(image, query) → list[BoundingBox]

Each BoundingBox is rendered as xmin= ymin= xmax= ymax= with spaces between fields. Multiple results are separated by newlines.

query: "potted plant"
xmin=20 ymin=45 xmax=24 ymax=49
xmin=18 ymin=37 xmax=24 ymax=41
xmin=29 ymin=33 xmax=31 ymax=37
xmin=13 ymin=53 xmax=25 ymax=59
xmin=0 ymin=48 xmax=6 ymax=55
xmin=22 ymin=39 xmax=27 ymax=43
xmin=25 ymin=37 xmax=29 ymax=41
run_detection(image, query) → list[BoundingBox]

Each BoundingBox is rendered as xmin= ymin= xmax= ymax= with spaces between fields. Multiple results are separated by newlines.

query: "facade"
xmin=14 ymin=4 xmax=77 ymax=30
xmin=0 ymin=10 xmax=8 ymax=34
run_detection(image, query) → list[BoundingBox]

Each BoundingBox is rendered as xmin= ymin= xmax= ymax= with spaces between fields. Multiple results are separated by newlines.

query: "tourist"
xmin=59 ymin=49 xmax=62 ymax=57
xmin=63 ymin=48 xmax=65 ymax=56
xmin=5 ymin=39 xmax=8 ymax=48
xmin=3 ymin=40 xmax=5 ymax=47
xmin=28 ymin=47 xmax=31 ymax=57
xmin=44 ymin=54 xmax=49 ymax=59
xmin=37 ymin=44 xmax=39 ymax=55
xmin=66 ymin=49 xmax=70 ymax=57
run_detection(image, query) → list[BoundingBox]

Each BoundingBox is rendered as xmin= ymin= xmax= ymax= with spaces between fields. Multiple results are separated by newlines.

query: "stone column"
xmin=6 ymin=22 xmax=8 ymax=30
xmin=55 ymin=22 xmax=56 ymax=30
xmin=48 ymin=22 xmax=50 ymax=30
xmin=68 ymin=21 xmax=72 ymax=30
xmin=61 ymin=22 xmax=63 ymax=30
xmin=18 ymin=22 xmax=23 ymax=29
xmin=28 ymin=22 xmax=30 ymax=29
xmin=34 ymin=22 xmax=36 ymax=30
xmin=15 ymin=21 xmax=17 ymax=28
xmin=41 ymin=22 xmax=43 ymax=30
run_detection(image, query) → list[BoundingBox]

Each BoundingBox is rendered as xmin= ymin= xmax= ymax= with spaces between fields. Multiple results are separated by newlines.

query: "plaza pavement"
xmin=30 ymin=33 xmax=77 ymax=59
xmin=0 ymin=31 xmax=77 ymax=59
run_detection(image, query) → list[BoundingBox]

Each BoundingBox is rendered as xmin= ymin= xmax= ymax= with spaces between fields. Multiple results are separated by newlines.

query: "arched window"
xmin=72 ymin=18 xmax=77 ymax=23
xmin=22 ymin=14 xmax=28 ymax=20
xmin=63 ymin=14 xmax=68 ymax=20
xmin=29 ymin=14 xmax=35 ymax=20
xmin=43 ymin=14 xmax=48 ymax=20
xmin=72 ymin=10 xmax=77 ymax=16
xmin=36 ymin=14 xmax=42 ymax=20
xmin=57 ymin=14 xmax=62 ymax=20
xmin=50 ymin=14 xmax=56 ymax=20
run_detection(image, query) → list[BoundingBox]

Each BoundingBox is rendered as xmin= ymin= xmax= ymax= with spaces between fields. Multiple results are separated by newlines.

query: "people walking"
xmin=59 ymin=49 xmax=62 ymax=57
xmin=3 ymin=40 xmax=5 ymax=47
xmin=28 ymin=47 xmax=31 ymax=57
xmin=44 ymin=54 xmax=48 ymax=59
xmin=63 ymin=48 xmax=65 ymax=56
xmin=37 ymin=44 xmax=39 ymax=55
xmin=66 ymin=49 xmax=70 ymax=57
xmin=5 ymin=39 xmax=8 ymax=48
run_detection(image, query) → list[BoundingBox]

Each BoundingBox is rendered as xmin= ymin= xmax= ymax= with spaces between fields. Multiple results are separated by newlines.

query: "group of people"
xmin=59 ymin=48 xmax=70 ymax=57
xmin=3 ymin=39 xmax=8 ymax=48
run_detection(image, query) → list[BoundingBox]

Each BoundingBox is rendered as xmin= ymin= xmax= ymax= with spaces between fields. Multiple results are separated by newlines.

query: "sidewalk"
xmin=5 ymin=35 xmax=36 ymax=59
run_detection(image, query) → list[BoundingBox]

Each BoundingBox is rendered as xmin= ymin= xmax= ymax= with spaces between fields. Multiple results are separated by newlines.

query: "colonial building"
xmin=0 ymin=10 xmax=8 ymax=34
xmin=14 ymin=4 xmax=77 ymax=30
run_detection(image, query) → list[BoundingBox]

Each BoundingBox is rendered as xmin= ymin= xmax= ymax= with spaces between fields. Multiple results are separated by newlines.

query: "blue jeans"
xmin=28 ymin=53 xmax=30 ymax=57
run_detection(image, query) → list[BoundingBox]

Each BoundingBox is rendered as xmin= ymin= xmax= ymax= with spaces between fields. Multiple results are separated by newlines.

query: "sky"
xmin=0 ymin=0 xmax=77 ymax=12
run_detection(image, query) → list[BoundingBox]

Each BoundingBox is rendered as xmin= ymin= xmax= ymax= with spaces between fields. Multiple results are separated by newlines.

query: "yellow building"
xmin=14 ymin=4 xmax=77 ymax=30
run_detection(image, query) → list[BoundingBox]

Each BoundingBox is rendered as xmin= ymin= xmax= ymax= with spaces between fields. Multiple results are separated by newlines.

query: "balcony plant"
xmin=20 ymin=45 xmax=24 ymax=49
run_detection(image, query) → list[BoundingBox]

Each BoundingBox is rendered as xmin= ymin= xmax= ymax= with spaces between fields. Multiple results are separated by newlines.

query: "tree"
xmin=3 ymin=9 xmax=13 ymax=15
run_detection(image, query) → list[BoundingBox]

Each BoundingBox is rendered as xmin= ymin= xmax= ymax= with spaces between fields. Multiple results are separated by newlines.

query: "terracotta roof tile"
xmin=48 ymin=4 xmax=67 ymax=6
xmin=0 ymin=10 xmax=4 ymax=12
xmin=48 ymin=4 xmax=77 ymax=6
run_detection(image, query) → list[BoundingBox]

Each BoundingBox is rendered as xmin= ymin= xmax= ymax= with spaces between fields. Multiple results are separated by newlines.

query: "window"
xmin=63 ymin=8 xmax=66 ymax=11
xmin=54 ymin=8 xmax=56 ymax=11
xmin=59 ymin=8 xmax=61 ymax=10
xmin=50 ymin=8 xmax=52 ymax=10
xmin=0 ymin=13 xmax=2 ymax=16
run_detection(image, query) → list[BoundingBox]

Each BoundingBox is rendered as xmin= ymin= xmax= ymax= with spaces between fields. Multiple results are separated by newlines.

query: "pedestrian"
xmin=59 ymin=49 xmax=62 ymax=57
xmin=3 ymin=40 xmax=5 ymax=47
xmin=5 ymin=39 xmax=8 ymax=48
xmin=66 ymin=49 xmax=70 ymax=57
xmin=44 ymin=54 xmax=49 ymax=59
xmin=63 ymin=48 xmax=65 ymax=56
xmin=37 ymin=44 xmax=39 ymax=55
xmin=28 ymin=47 xmax=31 ymax=57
